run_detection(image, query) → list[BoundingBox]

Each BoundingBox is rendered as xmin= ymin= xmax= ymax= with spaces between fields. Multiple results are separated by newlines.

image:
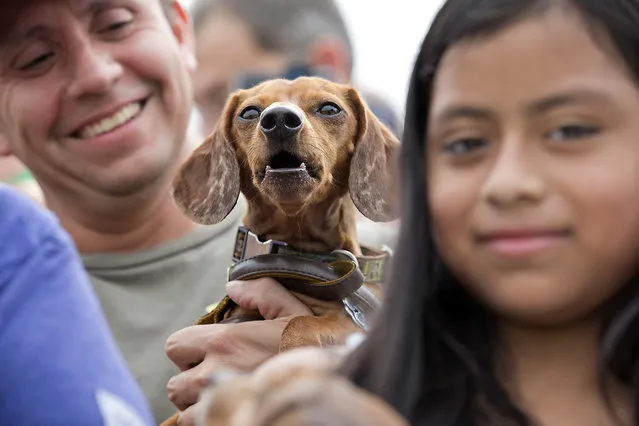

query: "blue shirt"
xmin=0 ymin=185 xmax=154 ymax=426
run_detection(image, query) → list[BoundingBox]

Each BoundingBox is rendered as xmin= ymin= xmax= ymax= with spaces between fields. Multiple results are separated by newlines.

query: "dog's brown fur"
xmin=162 ymin=77 xmax=399 ymax=425
xmin=172 ymin=76 xmax=399 ymax=255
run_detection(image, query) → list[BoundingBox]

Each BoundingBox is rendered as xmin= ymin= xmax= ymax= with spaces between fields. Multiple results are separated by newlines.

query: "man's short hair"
xmin=190 ymin=0 xmax=353 ymax=69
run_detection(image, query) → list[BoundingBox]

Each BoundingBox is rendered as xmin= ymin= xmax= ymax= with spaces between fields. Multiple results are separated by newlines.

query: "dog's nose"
xmin=260 ymin=105 xmax=303 ymax=139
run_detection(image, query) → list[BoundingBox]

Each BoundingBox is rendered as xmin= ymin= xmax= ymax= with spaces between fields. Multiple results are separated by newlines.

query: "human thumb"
xmin=225 ymin=278 xmax=313 ymax=320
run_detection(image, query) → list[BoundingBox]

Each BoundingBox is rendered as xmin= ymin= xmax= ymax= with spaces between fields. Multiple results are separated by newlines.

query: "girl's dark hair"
xmin=342 ymin=0 xmax=639 ymax=424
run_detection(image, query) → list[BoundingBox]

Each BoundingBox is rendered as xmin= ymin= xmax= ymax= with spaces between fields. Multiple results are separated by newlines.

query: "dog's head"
xmin=172 ymin=77 xmax=400 ymax=224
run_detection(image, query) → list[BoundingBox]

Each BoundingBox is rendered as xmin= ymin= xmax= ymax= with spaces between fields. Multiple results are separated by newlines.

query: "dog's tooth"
xmin=266 ymin=165 xmax=272 ymax=171
xmin=300 ymin=163 xmax=306 ymax=170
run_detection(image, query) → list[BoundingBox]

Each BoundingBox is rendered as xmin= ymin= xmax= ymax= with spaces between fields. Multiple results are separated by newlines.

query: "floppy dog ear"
xmin=347 ymin=90 xmax=400 ymax=222
xmin=171 ymin=96 xmax=241 ymax=225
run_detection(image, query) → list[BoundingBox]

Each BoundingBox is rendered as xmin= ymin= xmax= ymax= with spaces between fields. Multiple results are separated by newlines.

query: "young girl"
xmin=192 ymin=1 xmax=639 ymax=425
xmin=346 ymin=0 xmax=639 ymax=425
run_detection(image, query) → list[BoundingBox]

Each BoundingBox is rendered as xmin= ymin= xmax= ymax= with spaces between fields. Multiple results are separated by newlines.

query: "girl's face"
xmin=426 ymin=9 xmax=639 ymax=326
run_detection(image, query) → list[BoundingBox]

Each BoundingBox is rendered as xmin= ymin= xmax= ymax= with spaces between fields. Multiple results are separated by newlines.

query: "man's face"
xmin=193 ymin=12 xmax=289 ymax=134
xmin=0 ymin=0 xmax=194 ymax=198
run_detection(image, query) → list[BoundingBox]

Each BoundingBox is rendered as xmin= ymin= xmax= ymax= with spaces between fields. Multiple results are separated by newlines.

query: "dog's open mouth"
xmin=257 ymin=151 xmax=318 ymax=181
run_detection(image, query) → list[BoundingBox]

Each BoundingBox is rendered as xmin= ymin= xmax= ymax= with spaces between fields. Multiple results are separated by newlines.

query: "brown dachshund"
xmin=161 ymin=76 xmax=399 ymax=425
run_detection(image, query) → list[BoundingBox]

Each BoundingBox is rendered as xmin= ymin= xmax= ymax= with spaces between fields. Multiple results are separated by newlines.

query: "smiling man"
xmin=0 ymin=0 xmax=197 ymax=252
xmin=0 ymin=0 xmax=297 ymax=423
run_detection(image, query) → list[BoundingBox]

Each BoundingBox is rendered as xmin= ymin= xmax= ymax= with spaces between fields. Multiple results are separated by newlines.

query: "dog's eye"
xmin=239 ymin=106 xmax=261 ymax=120
xmin=318 ymin=102 xmax=342 ymax=116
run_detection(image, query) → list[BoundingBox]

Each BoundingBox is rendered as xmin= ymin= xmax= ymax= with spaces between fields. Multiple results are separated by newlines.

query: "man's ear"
xmin=306 ymin=37 xmax=351 ymax=84
xmin=170 ymin=1 xmax=197 ymax=73
xmin=347 ymin=88 xmax=400 ymax=223
xmin=171 ymin=95 xmax=241 ymax=225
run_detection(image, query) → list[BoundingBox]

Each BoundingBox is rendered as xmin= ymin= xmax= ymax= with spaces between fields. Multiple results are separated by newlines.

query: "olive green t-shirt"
xmin=81 ymin=201 xmax=244 ymax=423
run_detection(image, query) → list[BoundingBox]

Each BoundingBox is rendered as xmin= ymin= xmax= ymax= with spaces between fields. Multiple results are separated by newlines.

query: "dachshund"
xmin=161 ymin=76 xmax=399 ymax=426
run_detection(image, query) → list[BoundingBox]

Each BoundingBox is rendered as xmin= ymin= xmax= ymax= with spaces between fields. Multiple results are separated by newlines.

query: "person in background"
xmin=0 ymin=185 xmax=154 ymax=426
xmin=189 ymin=0 xmax=402 ymax=137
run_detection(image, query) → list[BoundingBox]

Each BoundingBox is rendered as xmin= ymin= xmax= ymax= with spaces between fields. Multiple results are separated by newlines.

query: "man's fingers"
xmin=165 ymin=325 xmax=211 ymax=371
xmin=167 ymin=320 xmax=288 ymax=410
xmin=176 ymin=404 xmax=197 ymax=426
xmin=226 ymin=278 xmax=313 ymax=320
xmin=167 ymin=365 xmax=210 ymax=411
xmin=166 ymin=279 xmax=313 ymax=370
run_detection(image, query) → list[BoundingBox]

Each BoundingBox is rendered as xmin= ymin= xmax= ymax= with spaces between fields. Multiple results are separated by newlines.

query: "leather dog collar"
xmin=203 ymin=226 xmax=391 ymax=331
xmin=231 ymin=226 xmax=392 ymax=284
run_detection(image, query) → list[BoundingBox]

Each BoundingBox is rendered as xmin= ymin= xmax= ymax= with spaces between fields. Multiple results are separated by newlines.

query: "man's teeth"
xmin=78 ymin=102 xmax=142 ymax=139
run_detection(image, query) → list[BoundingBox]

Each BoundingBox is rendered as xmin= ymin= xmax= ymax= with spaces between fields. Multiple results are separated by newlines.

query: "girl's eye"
xmin=442 ymin=138 xmax=488 ymax=155
xmin=546 ymin=125 xmax=599 ymax=141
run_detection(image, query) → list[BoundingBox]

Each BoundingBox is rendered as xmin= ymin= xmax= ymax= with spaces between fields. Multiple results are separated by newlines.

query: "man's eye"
xmin=94 ymin=8 xmax=134 ymax=35
xmin=102 ymin=20 xmax=132 ymax=33
xmin=546 ymin=125 xmax=599 ymax=141
xmin=442 ymin=138 xmax=488 ymax=155
xmin=19 ymin=52 xmax=55 ymax=71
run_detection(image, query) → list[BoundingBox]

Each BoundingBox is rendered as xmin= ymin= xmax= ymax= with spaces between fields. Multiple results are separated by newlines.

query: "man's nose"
xmin=67 ymin=44 xmax=123 ymax=98
xmin=259 ymin=105 xmax=303 ymax=142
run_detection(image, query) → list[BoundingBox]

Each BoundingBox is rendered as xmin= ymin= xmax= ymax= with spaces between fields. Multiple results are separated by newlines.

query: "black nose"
xmin=259 ymin=106 xmax=303 ymax=140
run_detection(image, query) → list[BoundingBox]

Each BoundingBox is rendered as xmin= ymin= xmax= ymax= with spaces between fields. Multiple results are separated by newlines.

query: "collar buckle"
xmin=232 ymin=226 xmax=287 ymax=263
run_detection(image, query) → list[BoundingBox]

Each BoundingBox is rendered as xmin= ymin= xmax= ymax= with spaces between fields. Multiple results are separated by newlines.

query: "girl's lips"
xmin=477 ymin=229 xmax=571 ymax=257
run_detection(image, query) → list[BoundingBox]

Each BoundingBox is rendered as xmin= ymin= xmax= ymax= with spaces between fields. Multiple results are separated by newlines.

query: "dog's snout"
xmin=260 ymin=105 xmax=303 ymax=139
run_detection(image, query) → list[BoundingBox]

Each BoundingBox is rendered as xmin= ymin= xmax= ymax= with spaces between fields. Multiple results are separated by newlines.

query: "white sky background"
xmin=181 ymin=0 xmax=446 ymax=117
xmin=334 ymin=0 xmax=444 ymax=116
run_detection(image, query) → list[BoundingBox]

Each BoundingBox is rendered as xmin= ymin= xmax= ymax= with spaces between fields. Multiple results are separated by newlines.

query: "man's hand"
xmin=164 ymin=278 xmax=313 ymax=426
